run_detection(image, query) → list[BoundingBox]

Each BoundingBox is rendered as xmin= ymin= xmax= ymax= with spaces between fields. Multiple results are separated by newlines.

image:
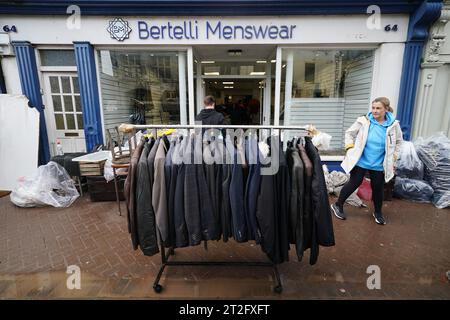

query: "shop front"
xmin=0 ymin=1 xmax=442 ymax=167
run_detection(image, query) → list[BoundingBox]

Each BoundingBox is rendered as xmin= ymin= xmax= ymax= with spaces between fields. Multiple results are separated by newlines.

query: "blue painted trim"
xmin=396 ymin=0 xmax=442 ymax=140
xmin=12 ymin=41 xmax=51 ymax=165
xmin=0 ymin=0 xmax=426 ymax=16
xmin=322 ymin=161 xmax=344 ymax=173
xmin=74 ymin=42 xmax=104 ymax=152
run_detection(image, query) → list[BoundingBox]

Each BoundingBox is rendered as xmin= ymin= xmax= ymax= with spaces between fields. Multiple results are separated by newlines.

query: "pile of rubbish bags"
xmin=393 ymin=133 xmax=450 ymax=209
xmin=393 ymin=141 xmax=433 ymax=203
xmin=10 ymin=161 xmax=79 ymax=208
xmin=414 ymin=133 xmax=450 ymax=209
xmin=323 ymin=165 xmax=366 ymax=207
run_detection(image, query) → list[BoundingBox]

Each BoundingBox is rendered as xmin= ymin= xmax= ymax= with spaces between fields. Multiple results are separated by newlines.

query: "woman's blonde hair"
xmin=372 ymin=97 xmax=393 ymax=113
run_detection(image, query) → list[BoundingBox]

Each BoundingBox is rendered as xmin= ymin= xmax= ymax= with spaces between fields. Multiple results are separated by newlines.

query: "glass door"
xmin=43 ymin=72 xmax=86 ymax=154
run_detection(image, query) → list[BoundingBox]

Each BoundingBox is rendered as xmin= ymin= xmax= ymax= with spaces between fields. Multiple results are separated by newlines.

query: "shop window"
xmin=40 ymin=50 xmax=76 ymax=67
xmin=282 ymin=49 xmax=375 ymax=153
xmin=98 ymin=50 xmax=188 ymax=131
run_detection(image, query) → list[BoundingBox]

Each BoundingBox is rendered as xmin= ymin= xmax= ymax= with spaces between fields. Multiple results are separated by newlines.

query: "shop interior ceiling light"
xmin=250 ymin=71 xmax=265 ymax=75
xmin=201 ymin=60 xmax=215 ymax=64
xmin=228 ymin=49 xmax=242 ymax=56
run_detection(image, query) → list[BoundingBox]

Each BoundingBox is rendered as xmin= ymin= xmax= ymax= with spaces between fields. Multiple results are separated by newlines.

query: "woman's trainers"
xmin=331 ymin=203 xmax=346 ymax=220
xmin=373 ymin=213 xmax=386 ymax=225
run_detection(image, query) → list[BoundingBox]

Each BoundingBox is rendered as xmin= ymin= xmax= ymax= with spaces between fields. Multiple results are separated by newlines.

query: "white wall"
xmin=370 ymin=42 xmax=405 ymax=116
xmin=1 ymin=57 xmax=22 ymax=94
xmin=412 ymin=4 xmax=450 ymax=139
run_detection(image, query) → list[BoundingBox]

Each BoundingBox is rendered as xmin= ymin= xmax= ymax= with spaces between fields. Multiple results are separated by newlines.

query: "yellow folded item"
xmin=345 ymin=143 xmax=354 ymax=151
xmin=144 ymin=128 xmax=176 ymax=138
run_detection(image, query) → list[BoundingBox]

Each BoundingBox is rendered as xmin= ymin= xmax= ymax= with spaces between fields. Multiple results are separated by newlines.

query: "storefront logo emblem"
xmin=107 ymin=18 xmax=132 ymax=41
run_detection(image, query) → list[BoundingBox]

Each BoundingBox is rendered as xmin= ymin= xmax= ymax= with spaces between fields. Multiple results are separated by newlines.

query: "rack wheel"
xmin=274 ymin=285 xmax=283 ymax=294
xmin=153 ymin=284 xmax=163 ymax=293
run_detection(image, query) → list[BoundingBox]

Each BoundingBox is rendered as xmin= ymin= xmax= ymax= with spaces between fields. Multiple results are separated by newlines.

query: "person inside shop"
xmin=331 ymin=97 xmax=403 ymax=225
xmin=195 ymin=95 xmax=225 ymax=125
xmin=195 ymin=95 xmax=225 ymax=138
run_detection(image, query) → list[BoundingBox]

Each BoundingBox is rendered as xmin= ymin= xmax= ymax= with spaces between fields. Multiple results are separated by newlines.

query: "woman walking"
xmin=331 ymin=97 xmax=403 ymax=225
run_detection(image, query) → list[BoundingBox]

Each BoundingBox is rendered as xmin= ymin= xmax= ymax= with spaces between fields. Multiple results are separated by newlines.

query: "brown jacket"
xmin=124 ymin=140 xmax=144 ymax=250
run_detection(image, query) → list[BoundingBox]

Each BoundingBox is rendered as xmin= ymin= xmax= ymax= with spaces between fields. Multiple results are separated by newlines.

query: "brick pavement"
xmin=0 ymin=194 xmax=449 ymax=299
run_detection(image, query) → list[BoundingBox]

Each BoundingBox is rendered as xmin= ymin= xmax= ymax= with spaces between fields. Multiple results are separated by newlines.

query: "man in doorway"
xmin=195 ymin=95 xmax=225 ymax=125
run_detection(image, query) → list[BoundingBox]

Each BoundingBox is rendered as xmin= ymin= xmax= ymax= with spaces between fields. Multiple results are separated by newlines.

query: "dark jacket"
xmin=221 ymin=147 xmax=233 ymax=242
xmin=245 ymin=136 xmax=262 ymax=242
xmin=195 ymin=108 xmax=225 ymax=126
xmin=298 ymin=143 xmax=317 ymax=265
xmin=184 ymin=136 xmax=202 ymax=246
xmin=195 ymin=108 xmax=225 ymax=138
xmin=229 ymin=141 xmax=247 ymax=242
xmin=136 ymin=140 xmax=159 ymax=256
xmin=164 ymin=139 xmax=176 ymax=248
xmin=287 ymin=146 xmax=304 ymax=261
xmin=124 ymin=140 xmax=144 ymax=250
xmin=173 ymin=137 xmax=188 ymax=248
xmin=304 ymin=137 xmax=335 ymax=248
xmin=195 ymin=136 xmax=220 ymax=241
xmin=274 ymin=141 xmax=291 ymax=264
xmin=256 ymin=137 xmax=290 ymax=264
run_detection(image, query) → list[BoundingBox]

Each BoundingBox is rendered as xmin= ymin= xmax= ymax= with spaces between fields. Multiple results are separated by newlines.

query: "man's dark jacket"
xmin=304 ymin=137 xmax=335 ymax=248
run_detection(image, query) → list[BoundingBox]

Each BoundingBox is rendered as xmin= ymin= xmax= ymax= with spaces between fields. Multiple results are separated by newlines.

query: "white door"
xmin=43 ymin=73 xmax=86 ymax=155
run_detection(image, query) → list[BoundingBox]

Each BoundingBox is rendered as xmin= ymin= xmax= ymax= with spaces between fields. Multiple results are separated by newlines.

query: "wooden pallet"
xmin=79 ymin=160 xmax=106 ymax=176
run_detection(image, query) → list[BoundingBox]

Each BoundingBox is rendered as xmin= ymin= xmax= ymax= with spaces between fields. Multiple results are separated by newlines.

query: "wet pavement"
xmin=0 ymin=194 xmax=449 ymax=299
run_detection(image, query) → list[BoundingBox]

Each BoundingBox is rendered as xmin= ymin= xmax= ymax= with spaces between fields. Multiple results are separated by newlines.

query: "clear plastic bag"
xmin=414 ymin=133 xmax=450 ymax=209
xmin=312 ymin=131 xmax=332 ymax=150
xmin=393 ymin=177 xmax=434 ymax=203
xmin=10 ymin=161 xmax=79 ymax=208
xmin=395 ymin=141 xmax=424 ymax=180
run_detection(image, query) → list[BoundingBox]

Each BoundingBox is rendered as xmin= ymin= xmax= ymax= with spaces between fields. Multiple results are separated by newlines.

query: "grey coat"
xmin=153 ymin=138 xmax=169 ymax=246
xmin=135 ymin=140 xmax=159 ymax=256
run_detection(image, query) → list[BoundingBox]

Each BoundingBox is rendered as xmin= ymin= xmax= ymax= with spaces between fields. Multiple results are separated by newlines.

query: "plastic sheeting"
xmin=10 ymin=161 xmax=79 ymax=208
xmin=0 ymin=95 xmax=40 ymax=191
xmin=415 ymin=133 xmax=450 ymax=209
xmin=395 ymin=141 xmax=424 ymax=180
xmin=393 ymin=177 xmax=434 ymax=203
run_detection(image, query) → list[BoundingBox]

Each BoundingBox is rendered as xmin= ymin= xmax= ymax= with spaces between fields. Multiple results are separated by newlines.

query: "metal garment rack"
xmin=120 ymin=123 xmax=309 ymax=294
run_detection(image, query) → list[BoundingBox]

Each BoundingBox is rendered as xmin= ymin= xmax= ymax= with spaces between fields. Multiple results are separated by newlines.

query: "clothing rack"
xmin=119 ymin=123 xmax=310 ymax=294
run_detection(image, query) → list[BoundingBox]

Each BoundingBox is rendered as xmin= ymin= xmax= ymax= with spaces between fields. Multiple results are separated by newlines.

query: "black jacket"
xmin=298 ymin=143 xmax=318 ymax=265
xmin=287 ymin=146 xmax=305 ymax=261
xmin=195 ymin=108 xmax=225 ymax=125
xmin=245 ymin=137 xmax=262 ymax=242
xmin=256 ymin=137 xmax=290 ymax=264
xmin=229 ymin=143 xmax=247 ymax=242
xmin=304 ymin=137 xmax=335 ymax=248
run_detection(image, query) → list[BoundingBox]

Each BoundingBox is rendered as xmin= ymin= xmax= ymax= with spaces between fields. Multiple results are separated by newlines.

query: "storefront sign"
xmin=137 ymin=20 xmax=297 ymax=41
xmin=4 ymin=15 xmax=409 ymax=45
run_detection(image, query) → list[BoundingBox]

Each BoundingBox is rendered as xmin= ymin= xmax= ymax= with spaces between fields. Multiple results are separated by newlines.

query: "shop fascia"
xmin=138 ymin=20 xmax=297 ymax=40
